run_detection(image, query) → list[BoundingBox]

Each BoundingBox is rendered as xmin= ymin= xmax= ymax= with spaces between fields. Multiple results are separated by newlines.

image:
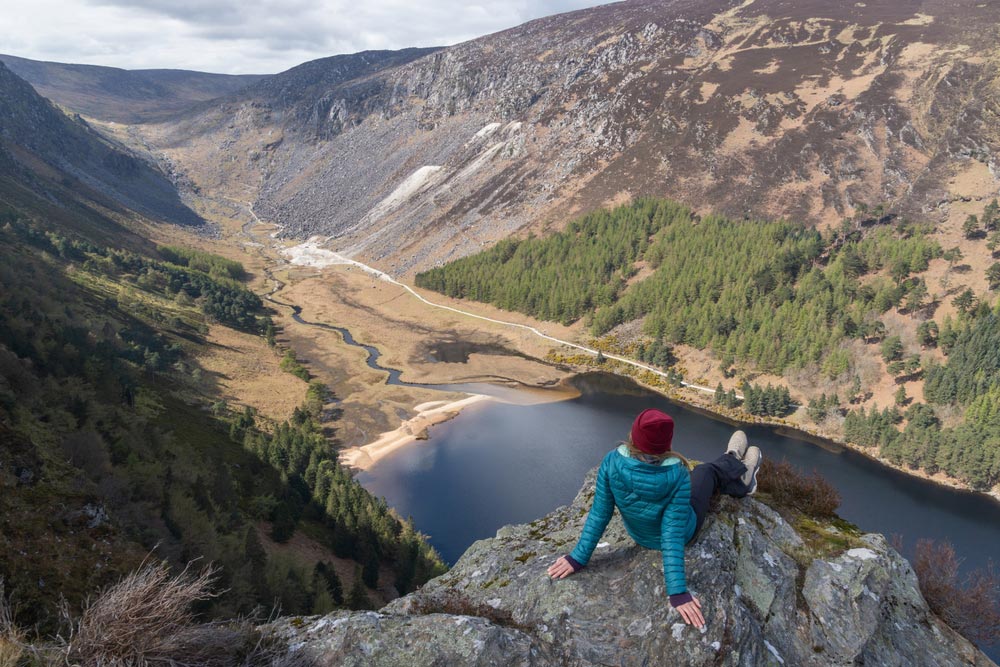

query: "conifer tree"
xmin=953 ymin=289 xmax=976 ymax=315
xmin=895 ymin=386 xmax=908 ymax=406
xmin=347 ymin=566 xmax=372 ymax=610
xmin=962 ymin=214 xmax=980 ymax=239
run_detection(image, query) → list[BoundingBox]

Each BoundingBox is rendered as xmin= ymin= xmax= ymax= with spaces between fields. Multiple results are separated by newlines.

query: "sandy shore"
xmin=339 ymin=395 xmax=492 ymax=470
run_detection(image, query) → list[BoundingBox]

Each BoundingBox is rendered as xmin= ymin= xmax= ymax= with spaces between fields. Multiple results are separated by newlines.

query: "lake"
xmin=357 ymin=371 xmax=1000 ymax=657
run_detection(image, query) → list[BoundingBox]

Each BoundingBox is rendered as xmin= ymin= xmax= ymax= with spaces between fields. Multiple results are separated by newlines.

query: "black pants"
xmin=690 ymin=453 xmax=750 ymax=536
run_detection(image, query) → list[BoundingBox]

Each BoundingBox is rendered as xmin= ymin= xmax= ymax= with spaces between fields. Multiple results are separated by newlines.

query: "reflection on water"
xmin=358 ymin=372 xmax=1000 ymax=659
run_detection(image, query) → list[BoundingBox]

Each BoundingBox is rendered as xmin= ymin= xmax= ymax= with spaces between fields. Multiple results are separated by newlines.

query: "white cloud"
xmin=0 ymin=0 xmax=617 ymax=74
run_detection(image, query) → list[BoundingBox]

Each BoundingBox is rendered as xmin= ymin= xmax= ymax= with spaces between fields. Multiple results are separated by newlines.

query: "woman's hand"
xmin=676 ymin=595 xmax=705 ymax=629
xmin=547 ymin=556 xmax=576 ymax=579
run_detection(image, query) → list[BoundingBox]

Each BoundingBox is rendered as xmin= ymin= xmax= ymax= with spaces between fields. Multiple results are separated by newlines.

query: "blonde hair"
xmin=625 ymin=435 xmax=691 ymax=469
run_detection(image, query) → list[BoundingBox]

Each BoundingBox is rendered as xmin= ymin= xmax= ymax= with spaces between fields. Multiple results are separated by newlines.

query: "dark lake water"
xmin=358 ymin=371 xmax=1000 ymax=658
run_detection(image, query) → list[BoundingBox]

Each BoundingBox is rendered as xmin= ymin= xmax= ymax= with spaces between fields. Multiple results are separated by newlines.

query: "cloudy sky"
xmin=2 ymin=0 xmax=617 ymax=74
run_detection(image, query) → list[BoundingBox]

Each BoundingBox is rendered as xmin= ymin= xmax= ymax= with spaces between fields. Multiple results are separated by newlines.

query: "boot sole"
xmin=744 ymin=448 xmax=762 ymax=495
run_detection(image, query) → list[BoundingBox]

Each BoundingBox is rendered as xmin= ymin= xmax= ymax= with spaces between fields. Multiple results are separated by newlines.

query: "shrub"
xmin=0 ymin=580 xmax=24 ymax=667
xmin=756 ymin=459 xmax=841 ymax=519
xmin=279 ymin=350 xmax=310 ymax=382
xmin=1 ymin=564 xmax=310 ymax=667
xmin=67 ymin=562 xmax=224 ymax=665
xmin=910 ymin=538 xmax=1000 ymax=646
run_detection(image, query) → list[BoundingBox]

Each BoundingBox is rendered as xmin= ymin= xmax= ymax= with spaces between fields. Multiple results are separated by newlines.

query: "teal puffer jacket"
xmin=569 ymin=447 xmax=697 ymax=596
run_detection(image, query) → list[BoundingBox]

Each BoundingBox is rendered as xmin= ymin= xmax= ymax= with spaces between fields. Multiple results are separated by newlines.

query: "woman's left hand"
xmin=547 ymin=556 xmax=576 ymax=579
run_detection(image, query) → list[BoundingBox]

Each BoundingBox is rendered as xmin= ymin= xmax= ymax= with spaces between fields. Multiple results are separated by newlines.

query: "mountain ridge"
xmin=135 ymin=0 xmax=1000 ymax=276
xmin=0 ymin=53 xmax=266 ymax=123
xmin=0 ymin=61 xmax=202 ymax=232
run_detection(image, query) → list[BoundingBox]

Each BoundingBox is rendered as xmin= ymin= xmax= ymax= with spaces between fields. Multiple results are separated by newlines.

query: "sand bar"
xmin=339 ymin=395 xmax=491 ymax=470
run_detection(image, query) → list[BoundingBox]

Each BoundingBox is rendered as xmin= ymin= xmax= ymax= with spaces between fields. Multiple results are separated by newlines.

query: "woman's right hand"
xmin=547 ymin=556 xmax=576 ymax=579
xmin=676 ymin=595 xmax=705 ymax=629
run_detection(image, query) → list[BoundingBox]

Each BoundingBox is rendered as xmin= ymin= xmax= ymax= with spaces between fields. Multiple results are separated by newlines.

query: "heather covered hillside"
xmin=135 ymin=0 xmax=1000 ymax=277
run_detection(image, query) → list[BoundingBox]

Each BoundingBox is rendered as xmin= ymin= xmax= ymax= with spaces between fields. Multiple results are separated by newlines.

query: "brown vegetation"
xmin=910 ymin=539 xmax=1000 ymax=646
xmin=0 ymin=564 xmax=309 ymax=667
xmin=757 ymin=459 xmax=841 ymax=519
xmin=0 ymin=581 xmax=24 ymax=667
xmin=410 ymin=590 xmax=532 ymax=633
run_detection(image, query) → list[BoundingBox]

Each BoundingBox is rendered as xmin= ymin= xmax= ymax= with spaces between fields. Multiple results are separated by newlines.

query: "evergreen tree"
xmin=962 ymin=214 xmax=980 ymax=239
xmin=943 ymin=246 xmax=963 ymax=269
xmin=953 ymin=289 xmax=976 ymax=315
xmin=986 ymin=262 xmax=1000 ymax=291
xmin=243 ymin=528 xmax=269 ymax=601
xmin=983 ymin=198 xmax=999 ymax=232
xmin=313 ymin=562 xmax=344 ymax=606
xmin=346 ymin=566 xmax=373 ymax=610
xmin=895 ymin=386 xmax=908 ymax=406
xmin=807 ymin=396 xmax=827 ymax=422
xmin=987 ymin=230 xmax=1000 ymax=254
xmin=362 ymin=546 xmax=380 ymax=589
xmin=904 ymin=278 xmax=928 ymax=313
xmin=270 ymin=504 xmax=297 ymax=543
xmin=726 ymin=389 xmax=739 ymax=408
xmin=917 ymin=321 xmax=939 ymax=348
xmin=881 ymin=336 xmax=903 ymax=362
xmin=849 ymin=375 xmax=863 ymax=403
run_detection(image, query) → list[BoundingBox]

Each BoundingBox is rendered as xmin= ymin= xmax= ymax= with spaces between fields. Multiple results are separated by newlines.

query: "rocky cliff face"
xmin=145 ymin=0 xmax=1000 ymax=275
xmin=270 ymin=468 xmax=995 ymax=666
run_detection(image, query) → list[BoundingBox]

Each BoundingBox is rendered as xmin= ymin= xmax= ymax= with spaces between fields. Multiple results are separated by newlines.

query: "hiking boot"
xmin=741 ymin=446 xmax=762 ymax=495
xmin=726 ymin=430 xmax=748 ymax=459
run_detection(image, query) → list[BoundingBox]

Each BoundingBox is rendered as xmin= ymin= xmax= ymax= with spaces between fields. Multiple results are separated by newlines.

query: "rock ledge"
xmin=272 ymin=469 xmax=995 ymax=666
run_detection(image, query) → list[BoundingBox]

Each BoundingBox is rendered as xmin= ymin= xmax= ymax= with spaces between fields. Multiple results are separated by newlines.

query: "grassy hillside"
xmin=0 ymin=202 xmax=444 ymax=632
xmin=416 ymin=198 xmax=1000 ymax=491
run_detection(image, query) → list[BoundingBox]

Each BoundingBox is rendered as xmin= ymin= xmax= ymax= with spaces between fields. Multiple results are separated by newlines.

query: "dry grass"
xmin=909 ymin=538 xmax=1000 ymax=646
xmin=757 ymin=459 xmax=841 ymax=519
xmin=66 ymin=561 xmax=221 ymax=666
xmin=0 ymin=565 xmax=313 ymax=667
xmin=0 ymin=580 xmax=24 ymax=667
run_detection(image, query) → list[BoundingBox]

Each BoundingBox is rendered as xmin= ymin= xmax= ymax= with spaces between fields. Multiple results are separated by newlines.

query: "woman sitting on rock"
xmin=547 ymin=408 xmax=762 ymax=630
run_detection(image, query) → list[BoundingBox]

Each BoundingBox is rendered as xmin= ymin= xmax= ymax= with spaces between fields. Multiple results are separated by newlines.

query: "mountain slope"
xmin=0 ymin=61 xmax=201 ymax=233
xmin=0 ymin=54 xmax=265 ymax=123
xmin=0 ymin=62 xmax=445 ymax=629
xmin=145 ymin=0 xmax=1000 ymax=275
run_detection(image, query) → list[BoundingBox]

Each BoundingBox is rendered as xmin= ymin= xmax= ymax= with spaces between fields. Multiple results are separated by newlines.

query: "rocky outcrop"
xmin=271 ymin=469 xmax=995 ymax=666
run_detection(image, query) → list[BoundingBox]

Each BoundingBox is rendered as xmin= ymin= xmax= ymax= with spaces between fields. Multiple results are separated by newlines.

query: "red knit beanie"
xmin=630 ymin=409 xmax=674 ymax=455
